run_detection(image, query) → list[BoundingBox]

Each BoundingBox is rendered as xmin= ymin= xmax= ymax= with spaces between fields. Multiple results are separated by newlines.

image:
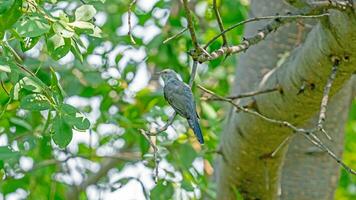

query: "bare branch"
xmin=163 ymin=28 xmax=188 ymax=44
xmin=139 ymin=129 xmax=159 ymax=183
xmin=182 ymin=0 xmax=200 ymax=51
xmin=204 ymin=13 xmax=329 ymax=50
xmin=199 ymin=13 xmax=329 ymax=62
xmin=202 ymin=86 xmax=281 ymax=101
xmin=189 ymin=61 xmax=198 ymax=87
xmin=212 ymin=0 xmax=228 ymax=46
xmin=316 ymin=57 xmax=339 ymax=140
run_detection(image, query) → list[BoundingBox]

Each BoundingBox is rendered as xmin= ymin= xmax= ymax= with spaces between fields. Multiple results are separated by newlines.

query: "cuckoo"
xmin=159 ymin=69 xmax=204 ymax=144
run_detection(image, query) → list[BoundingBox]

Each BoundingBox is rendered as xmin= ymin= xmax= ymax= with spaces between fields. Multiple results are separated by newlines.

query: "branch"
xmin=198 ymin=12 xmax=329 ymax=62
xmin=163 ymin=28 xmax=188 ymax=44
xmin=203 ymin=13 xmax=328 ymax=49
xmin=316 ymin=56 xmax=340 ymax=139
xmin=182 ymin=0 xmax=200 ymax=51
xmin=189 ymin=60 xmax=198 ymax=87
xmin=202 ymin=85 xmax=281 ymax=101
xmin=212 ymin=0 xmax=228 ymax=46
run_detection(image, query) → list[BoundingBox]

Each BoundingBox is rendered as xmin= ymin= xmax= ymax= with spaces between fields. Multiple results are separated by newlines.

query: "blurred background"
xmin=0 ymin=0 xmax=355 ymax=199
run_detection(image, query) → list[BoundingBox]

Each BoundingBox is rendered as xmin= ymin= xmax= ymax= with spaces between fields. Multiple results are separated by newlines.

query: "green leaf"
xmin=0 ymin=0 xmax=22 ymax=32
xmin=13 ymin=77 xmax=42 ymax=100
xmin=57 ymin=10 xmax=69 ymax=22
xmin=70 ymin=38 xmax=84 ymax=63
xmin=50 ymin=67 xmax=64 ymax=103
xmin=61 ymin=103 xmax=77 ymax=114
xmin=10 ymin=117 xmax=32 ymax=130
xmin=0 ymin=64 xmax=11 ymax=73
xmin=52 ymin=115 xmax=73 ymax=148
xmin=150 ymin=181 xmax=174 ymax=200
xmin=179 ymin=144 xmax=196 ymax=168
xmin=0 ymin=0 xmax=14 ymax=15
xmin=20 ymin=94 xmax=51 ymax=111
xmin=181 ymin=180 xmax=194 ymax=191
xmin=68 ymin=21 xmax=94 ymax=30
xmin=0 ymin=146 xmax=20 ymax=160
xmin=20 ymin=36 xmax=41 ymax=52
xmin=52 ymin=22 xmax=75 ymax=38
xmin=47 ymin=34 xmax=71 ymax=60
xmin=75 ymin=5 xmax=96 ymax=21
xmin=14 ymin=13 xmax=50 ymax=37
xmin=61 ymin=104 xmax=90 ymax=131
xmin=90 ymin=26 xmax=102 ymax=38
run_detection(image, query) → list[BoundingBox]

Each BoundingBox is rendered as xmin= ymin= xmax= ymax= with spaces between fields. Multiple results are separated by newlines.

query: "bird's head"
xmin=158 ymin=69 xmax=178 ymax=83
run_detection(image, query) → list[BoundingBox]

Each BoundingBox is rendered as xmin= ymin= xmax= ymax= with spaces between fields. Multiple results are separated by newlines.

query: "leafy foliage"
xmin=0 ymin=0 xmax=354 ymax=199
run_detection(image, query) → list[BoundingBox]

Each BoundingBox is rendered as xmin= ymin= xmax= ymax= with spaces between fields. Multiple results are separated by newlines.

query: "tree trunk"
xmin=215 ymin=0 xmax=356 ymax=199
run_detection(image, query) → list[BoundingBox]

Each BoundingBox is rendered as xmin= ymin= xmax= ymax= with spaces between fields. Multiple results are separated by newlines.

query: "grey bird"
xmin=159 ymin=69 xmax=204 ymax=144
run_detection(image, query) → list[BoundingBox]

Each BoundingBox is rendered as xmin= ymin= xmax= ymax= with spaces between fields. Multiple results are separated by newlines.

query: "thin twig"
xmin=128 ymin=0 xmax=137 ymax=45
xmin=271 ymin=136 xmax=292 ymax=157
xmin=317 ymin=57 xmax=339 ymax=140
xmin=139 ymin=129 xmax=159 ymax=183
xmin=197 ymin=84 xmax=356 ymax=175
xmin=212 ymin=0 xmax=228 ymax=46
xmin=163 ymin=28 xmax=188 ymax=44
xmin=182 ymin=0 xmax=200 ymax=51
xmin=202 ymin=86 xmax=280 ymax=101
xmin=144 ymin=113 xmax=177 ymax=136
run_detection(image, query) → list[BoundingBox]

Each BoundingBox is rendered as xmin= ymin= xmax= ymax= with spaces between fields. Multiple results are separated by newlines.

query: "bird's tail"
xmin=188 ymin=117 xmax=204 ymax=144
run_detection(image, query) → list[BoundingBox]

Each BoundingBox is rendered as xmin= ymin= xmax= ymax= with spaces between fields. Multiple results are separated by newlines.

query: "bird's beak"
xmin=155 ymin=71 xmax=162 ymax=75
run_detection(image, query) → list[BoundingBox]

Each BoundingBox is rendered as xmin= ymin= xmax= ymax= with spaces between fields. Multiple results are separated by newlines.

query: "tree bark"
xmin=215 ymin=0 xmax=356 ymax=199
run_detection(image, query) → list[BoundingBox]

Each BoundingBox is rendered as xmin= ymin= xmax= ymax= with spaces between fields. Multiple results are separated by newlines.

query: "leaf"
xmin=0 ymin=0 xmax=14 ymax=15
xmin=179 ymin=144 xmax=196 ymax=168
xmin=61 ymin=103 xmax=77 ymax=115
xmin=13 ymin=77 xmax=42 ymax=100
xmin=14 ymin=13 xmax=50 ymax=37
xmin=9 ymin=117 xmax=32 ymax=130
xmin=150 ymin=181 xmax=174 ymax=200
xmin=52 ymin=22 xmax=75 ymax=38
xmin=47 ymin=34 xmax=71 ymax=60
xmin=50 ymin=67 xmax=64 ymax=103
xmin=0 ymin=146 xmax=20 ymax=160
xmin=90 ymin=26 xmax=102 ymax=38
xmin=0 ymin=0 xmax=22 ymax=32
xmin=61 ymin=104 xmax=90 ymax=131
xmin=0 ymin=64 xmax=11 ymax=73
xmin=20 ymin=36 xmax=41 ymax=52
xmin=52 ymin=115 xmax=73 ymax=148
xmin=57 ymin=10 xmax=69 ymax=22
xmin=68 ymin=21 xmax=94 ymax=30
xmin=70 ymin=38 xmax=84 ymax=63
xmin=75 ymin=5 xmax=96 ymax=21
xmin=181 ymin=180 xmax=194 ymax=191
xmin=20 ymin=94 xmax=51 ymax=111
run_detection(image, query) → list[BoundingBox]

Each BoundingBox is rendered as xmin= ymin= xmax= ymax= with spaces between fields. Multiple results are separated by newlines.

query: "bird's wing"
xmin=164 ymin=80 xmax=195 ymax=118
